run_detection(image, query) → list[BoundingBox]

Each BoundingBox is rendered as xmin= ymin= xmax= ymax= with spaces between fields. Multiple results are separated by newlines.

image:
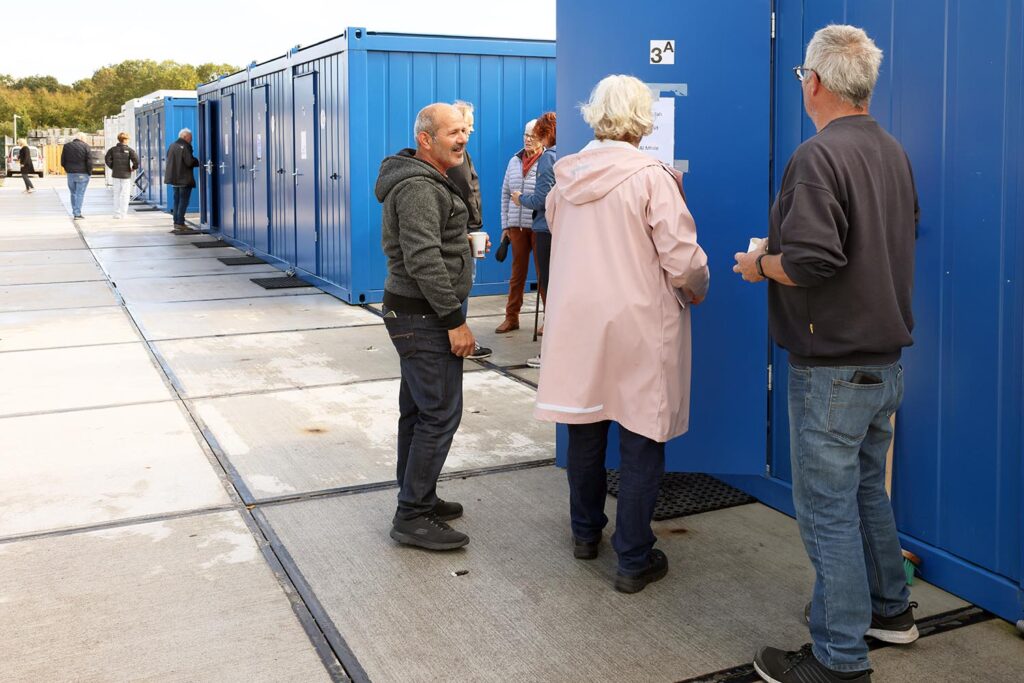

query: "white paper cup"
xmin=469 ymin=231 xmax=488 ymax=258
xmin=747 ymin=237 xmax=766 ymax=253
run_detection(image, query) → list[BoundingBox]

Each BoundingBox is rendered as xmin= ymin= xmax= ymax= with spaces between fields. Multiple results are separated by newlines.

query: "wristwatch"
xmin=755 ymin=253 xmax=767 ymax=279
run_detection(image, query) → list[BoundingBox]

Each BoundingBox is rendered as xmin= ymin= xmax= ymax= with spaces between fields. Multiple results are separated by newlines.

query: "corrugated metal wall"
xmin=197 ymin=30 xmax=555 ymax=302
xmin=135 ymin=98 xmax=199 ymax=213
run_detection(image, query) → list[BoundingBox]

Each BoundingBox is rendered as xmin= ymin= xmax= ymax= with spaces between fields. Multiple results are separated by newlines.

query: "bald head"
xmin=413 ymin=103 xmax=468 ymax=173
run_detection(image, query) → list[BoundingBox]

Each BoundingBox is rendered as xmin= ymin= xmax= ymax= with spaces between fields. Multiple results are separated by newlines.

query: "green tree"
xmin=13 ymin=75 xmax=68 ymax=92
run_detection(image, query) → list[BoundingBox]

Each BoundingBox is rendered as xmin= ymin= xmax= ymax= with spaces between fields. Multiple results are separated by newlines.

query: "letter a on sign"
xmin=650 ymin=39 xmax=676 ymax=65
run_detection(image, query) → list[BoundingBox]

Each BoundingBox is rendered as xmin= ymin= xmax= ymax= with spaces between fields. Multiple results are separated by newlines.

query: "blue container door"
xmin=156 ymin=109 xmax=165 ymax=208
xmin=251 ymin=86 xmax=271 ymax=254
xmin=145 ymin=113 xmax=155 ymax=203
xmin=293 ymin=73 xmax=319 ymax=275
xmin=219 ymin=94 xmax=236 ymax=238
xmin=554 ymin=0 xmax=771 ymax=475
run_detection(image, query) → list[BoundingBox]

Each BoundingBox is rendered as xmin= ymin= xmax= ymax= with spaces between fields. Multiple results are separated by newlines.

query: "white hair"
xmin=453 ymin=100 xmax=474 ymax=129
xmin=76 ymin=132 xmax=89 ymax=142
xmin=581 ymin=74 xmax=654 ymax=141
xmin=414 ymin=105 xmax=439 ymax=138
xmin=805 ymin=24 xmax=883 ymax=108
xmin=524 ymin=119 xmax=536 ymax=133
xmin=178 ymin=128 xmax=192 ymax=138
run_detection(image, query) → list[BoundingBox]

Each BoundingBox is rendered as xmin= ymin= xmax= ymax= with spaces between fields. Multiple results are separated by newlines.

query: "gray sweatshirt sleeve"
xmin=778 ymin=181 xmax=849 ymax=287
xmin=394 ymin=180 xmax=464 ymax=321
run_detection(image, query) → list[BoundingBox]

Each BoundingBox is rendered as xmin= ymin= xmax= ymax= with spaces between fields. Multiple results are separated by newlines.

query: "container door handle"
xmin=204 ymin=161 xmax=213 ymax=174
xmin=218 ymin=162 xmax=226 ymax=172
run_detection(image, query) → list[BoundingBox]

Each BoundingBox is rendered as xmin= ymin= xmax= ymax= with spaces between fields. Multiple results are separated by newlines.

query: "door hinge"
xmin=767 ymin=363 xmax=773 ymax=391
xmin=771 ymin=11 xmax=776 ymax=39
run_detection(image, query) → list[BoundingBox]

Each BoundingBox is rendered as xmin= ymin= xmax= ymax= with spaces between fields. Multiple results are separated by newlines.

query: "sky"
xmin=11 ymin=0 xmax=556 ymax=85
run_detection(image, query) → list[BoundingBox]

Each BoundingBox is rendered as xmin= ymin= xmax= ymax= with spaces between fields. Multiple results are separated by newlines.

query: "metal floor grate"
xmin=606 ymin=471 xmax=755 ymax=520
xmin=218 ymin=256 xmax=266 ymax=265
xmin=250 ymin=276 xmax=315 ymax=290
xmin=191 ymin=240 xmax=225 ymax=248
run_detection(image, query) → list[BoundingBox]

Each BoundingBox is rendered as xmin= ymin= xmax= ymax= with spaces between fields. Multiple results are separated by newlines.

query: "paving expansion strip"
xmin=676 ymin=605 xmax=998 ymax=683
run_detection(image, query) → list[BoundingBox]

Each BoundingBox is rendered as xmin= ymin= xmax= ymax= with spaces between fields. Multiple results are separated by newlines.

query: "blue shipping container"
xmin=134 ymin=96 xmax=200 ymax=214
xmin=197 ymin=28 xmax=555 ymax=303
xmin=555 ymin=0 xmax=1023 ymax=626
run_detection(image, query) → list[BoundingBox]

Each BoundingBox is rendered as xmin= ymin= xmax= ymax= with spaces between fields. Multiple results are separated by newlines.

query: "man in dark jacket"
xmin=734 ymin=26 xmax=919 ymax=683
xmin=446 ymin=100 xmax=492 ymax=360
xmin=60 ymin=133 xmax=93 ymax=218
xmin=375 ymin=102 xmax=479 ymax=551
xmin=105 ymin=132 xmax=140 ymax=219
xmin=17 ymin=140 xmax=35 ymax=193
xmin=164 ymin=128 xmax=199 ymax=229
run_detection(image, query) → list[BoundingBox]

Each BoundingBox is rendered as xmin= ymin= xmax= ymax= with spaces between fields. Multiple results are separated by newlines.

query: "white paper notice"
xmin=256 ymin=133 xmax=263 ymax=161
xmin=300 ymin=130 xmax=308 ymax=160
xmin=223 ymin=133 xmax=229 ymax=156
xmin=639 ymin=97 xmax=675 ymax=165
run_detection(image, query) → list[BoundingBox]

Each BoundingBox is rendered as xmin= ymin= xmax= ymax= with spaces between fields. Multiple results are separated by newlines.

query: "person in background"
xmin=533 ymin=75 xmax=708 ymax=594
xmin=164 ymin=128 xmax=199 ymax=232
xmin=447 ymin=100 xmax=492 ymax=360
xmin=105 ymin=132 xmax=139 ymax=219
xmin=495 ymin=119 xmax=542 ymax=333
xmin=60 ymin=133 xmax=93 ymax=219
xmin=512 ymin=111 xmax=556 ymax=368
xmin=733 ymin=25 xmax=919 ymax=683
xmin=375 ymin=103 xmax=481 ymax=551
xmin=17 ymin=140 xmax=35 ymax=193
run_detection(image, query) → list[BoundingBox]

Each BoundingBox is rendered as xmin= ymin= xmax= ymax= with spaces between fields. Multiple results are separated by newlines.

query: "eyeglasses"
xmin=523 ymin=134 xmax=536 ymax=139
xmin=792 ymin=66 xmax=817 ymax=82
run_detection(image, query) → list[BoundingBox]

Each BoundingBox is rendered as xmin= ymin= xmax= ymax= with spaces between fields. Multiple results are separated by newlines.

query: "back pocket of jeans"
xmin=826 ymin=379 xmax=885 ymax=445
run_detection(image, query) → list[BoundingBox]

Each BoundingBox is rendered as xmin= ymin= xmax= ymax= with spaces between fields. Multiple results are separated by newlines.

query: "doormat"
xmin=606 ymin=471 xmax=754 ymax=520
xmin=250 ymin=276 xmax=314 ymax=290
xmin=219 ymin=256 xmax=266 ymax=265
xmin=192 ymin=241 xmax=226 ymax=248
xmin=134 ymin=206 xmax=161 ymax=212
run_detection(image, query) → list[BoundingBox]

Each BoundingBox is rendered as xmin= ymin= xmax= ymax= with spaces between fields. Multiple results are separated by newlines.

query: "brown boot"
xmin=495 ymin=318 xmax=519 ymax=333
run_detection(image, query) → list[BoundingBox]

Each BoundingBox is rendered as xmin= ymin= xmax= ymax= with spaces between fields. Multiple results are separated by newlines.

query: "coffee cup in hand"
xmin=469 ymin=231 xmax=488 ymax=259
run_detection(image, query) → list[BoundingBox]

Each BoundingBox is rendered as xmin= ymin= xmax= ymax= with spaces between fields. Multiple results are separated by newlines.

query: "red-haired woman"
xmin=512 ymin=111 xmax=556 ymax=368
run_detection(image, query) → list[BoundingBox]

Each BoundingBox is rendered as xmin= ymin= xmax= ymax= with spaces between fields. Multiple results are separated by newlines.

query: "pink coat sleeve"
xmin=646 ymin=169 xmax=710 ymax=300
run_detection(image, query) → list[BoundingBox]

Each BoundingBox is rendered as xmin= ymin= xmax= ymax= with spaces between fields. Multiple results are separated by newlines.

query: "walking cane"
xmin=532 ymin=287 xmax=543 ymax=342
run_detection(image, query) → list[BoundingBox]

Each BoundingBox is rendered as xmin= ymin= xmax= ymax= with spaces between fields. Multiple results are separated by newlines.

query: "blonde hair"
xmin=805 ymin=25 xmax=883 ymax=108
xmin=581 ymin=75 xmax=654 ymax=141
xmin=453 ymin=100 xmax=474 ymax=129
xmin=117 ymin=132 xmax=129 ymax=142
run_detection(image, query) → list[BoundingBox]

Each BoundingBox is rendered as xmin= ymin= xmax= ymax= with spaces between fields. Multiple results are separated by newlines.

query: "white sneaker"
xmin=526 ymin=355 xmax=541 ymax=368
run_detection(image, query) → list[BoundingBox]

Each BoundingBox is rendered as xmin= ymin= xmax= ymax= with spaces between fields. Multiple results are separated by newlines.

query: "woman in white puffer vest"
xmin=495 ymin=119 xmax=542 ymax=333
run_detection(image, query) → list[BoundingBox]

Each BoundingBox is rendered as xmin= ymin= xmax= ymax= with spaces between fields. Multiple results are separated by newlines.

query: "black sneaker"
xmin=390 ymin=514 xmax=469 ymax=551
xmin=467 ymin=344 xmax=492 ymax=360
xmin=804 ymin=601 xmax=919 ymax=645
xmin=573 ymin=536 xmax=599 ymax=560
xmin=614 ymin=548 xmax=668 ymax=593
xmin=754 ymin=644 xmax=872 ymax=682
xmin=431 ymin=499 xmax=463 ymax=521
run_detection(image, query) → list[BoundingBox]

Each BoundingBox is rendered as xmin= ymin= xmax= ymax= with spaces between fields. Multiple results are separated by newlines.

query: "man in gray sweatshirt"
xmin=734 ymin=26 xmax=919 ymax=683
xmin=374 ymin=103 xmax=477 ymax=551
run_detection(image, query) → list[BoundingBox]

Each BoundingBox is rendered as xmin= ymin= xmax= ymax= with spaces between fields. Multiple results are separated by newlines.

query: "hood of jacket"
xmin=554 ymin=141 xmax=666 ymax=206
xmin=375 ymin=148 xmax=459 ymax=202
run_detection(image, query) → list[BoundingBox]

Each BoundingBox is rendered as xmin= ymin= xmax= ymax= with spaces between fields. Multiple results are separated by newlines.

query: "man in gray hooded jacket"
xmin=374 ymin=102 xmax=480 ymax=551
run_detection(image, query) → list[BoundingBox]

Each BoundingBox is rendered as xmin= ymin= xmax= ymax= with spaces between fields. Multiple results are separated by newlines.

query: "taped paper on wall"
xmin=300 ymin=130 xmax=308 ymax=160
xmin=639 ymin=97 xmax=675 ymax=165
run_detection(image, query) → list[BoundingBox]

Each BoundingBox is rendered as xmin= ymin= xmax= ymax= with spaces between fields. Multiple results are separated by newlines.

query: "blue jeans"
xmin=67 ymin=173 xmax=89 ymax=216
xmin=566 ymin=421 xmax=665 ymax=574
xmin=383 ymin=309 xmax=463 ymax=520
xmin=172 ymin=185 xmax=193 ymax=225
xmin=788 ymin=362 xmax=911 ymax=672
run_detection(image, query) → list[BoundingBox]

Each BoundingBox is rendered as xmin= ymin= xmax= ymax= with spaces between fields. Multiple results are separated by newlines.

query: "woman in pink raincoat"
xmin=534 ymin=75 xmax=710 ymax=593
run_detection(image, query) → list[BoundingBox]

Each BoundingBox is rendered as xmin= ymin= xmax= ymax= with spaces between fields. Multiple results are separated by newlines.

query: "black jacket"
xmin=768 ymin=115 xmax=919 ymax=366
xmin=164 ymin=138 xmax=199 ymax=187
xmin=446 ymin=150 xmax=482 ymax=229
xmin=60 ymin=139 xmax=92 ymax=175
xmin=18 ymin=146 xmax=34 ymax=172
xmin=105 ymin=143 xmax=139 ymax=179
